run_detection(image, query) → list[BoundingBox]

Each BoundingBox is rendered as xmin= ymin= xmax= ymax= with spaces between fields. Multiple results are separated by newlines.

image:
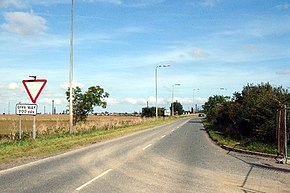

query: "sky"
xmin=0 ymin=0 xmax=290 ymax=114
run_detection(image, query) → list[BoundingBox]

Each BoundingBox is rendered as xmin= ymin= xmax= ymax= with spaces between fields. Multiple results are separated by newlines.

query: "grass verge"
xmin=202 ymin=120 xmax=279 ymax=155
xmin=0 ymin=117 xmax=184 ymax=167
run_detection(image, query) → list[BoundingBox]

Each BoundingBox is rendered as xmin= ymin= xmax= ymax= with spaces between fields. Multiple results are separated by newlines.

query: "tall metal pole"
xmin=155 ymin=64 xmax=170 ymax=119
xmin=172 ymin=84 xmax=180 ymax=116
xmin=69 ymin=0 xmax=74 ymax=133
xmin=155 ymin=66 xmax=158 ymax=119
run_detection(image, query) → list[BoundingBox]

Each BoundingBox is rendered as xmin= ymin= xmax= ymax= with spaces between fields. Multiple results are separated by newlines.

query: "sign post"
xmin=19 ymin=115 xmax=22 ymax=140
xmin=16 ymin=104 xmax=38 ymax=139
xmin=20 ymin=77 xmax=47 ymax=140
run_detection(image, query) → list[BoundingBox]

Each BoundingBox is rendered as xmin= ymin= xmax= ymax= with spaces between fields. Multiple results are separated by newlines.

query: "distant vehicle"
xmin=198 ymin=113 xmax=205 ymax=117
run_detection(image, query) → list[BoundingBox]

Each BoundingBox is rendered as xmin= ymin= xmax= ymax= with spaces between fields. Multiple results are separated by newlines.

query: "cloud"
xmin=8 ymin=82 xmax=20 ymax=90
xmin=0 ymin=82 xmax=21 ymax=90
xmin=89 ymin=0 xmax=164 ymax=7
xmin=275 ymin=3 xmax=290 ymax=10
xmin=123 ymin=0 xmax=165 ymax=7
xmin=38 ymin=98 xmax=66 ymax=105
xmin=87 ymin=0 xmax=122 ymax=5
xmin=276 ymin=69 xmax=290 ymax=76
xmin=0 ymin=0 xmax=26 ymax=8
xmin=124 ymin=98 xmax=147 ymax=105
xmin=241 ymin=44 xmax=257 ymax=51
xmin=1 ymin=12 xmax=48 ymax=35
xmin=190 ymin=49 xmax=209 ymax=59
xmin=59 ymin=80 xmax=85 ymax=90
xmin=199 ymin=0 xmax=220 ymax=7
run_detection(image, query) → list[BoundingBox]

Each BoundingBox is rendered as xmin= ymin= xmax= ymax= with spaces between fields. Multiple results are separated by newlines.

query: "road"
xmin=0 ymin=117 xmax=289 ymax=193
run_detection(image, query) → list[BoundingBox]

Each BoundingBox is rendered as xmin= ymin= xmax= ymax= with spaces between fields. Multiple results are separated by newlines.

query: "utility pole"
xmin=69 ymin=0 xmax=74 ymax=133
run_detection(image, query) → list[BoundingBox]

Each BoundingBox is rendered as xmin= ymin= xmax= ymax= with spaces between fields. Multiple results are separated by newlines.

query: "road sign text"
xmin=16 ymin=104 xmax=37 ymax=115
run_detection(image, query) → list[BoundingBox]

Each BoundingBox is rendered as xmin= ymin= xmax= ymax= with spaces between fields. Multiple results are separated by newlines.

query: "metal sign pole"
xmin=32 ymin=115 xmax=36 ymax=140
xmin=19 ymin=115 xmax=22 ymax=140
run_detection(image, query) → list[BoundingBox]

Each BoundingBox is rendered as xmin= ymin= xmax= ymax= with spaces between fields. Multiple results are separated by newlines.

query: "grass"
xmin=0 ymin=115 xmax=160 ymax=140
xmin=202 ymin=121 xmax=279 ymax=155
xmin=0 ymin=116 xmax=185 ymax=166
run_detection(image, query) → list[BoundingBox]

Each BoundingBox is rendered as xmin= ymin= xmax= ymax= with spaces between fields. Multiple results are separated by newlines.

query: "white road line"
xmin=143 ymin=144 xmax=152 ymax=150
xmin=76 ymin=169 xmax=112 ymax=191
xmin=161 ymin=135 xmax=166 ymax=138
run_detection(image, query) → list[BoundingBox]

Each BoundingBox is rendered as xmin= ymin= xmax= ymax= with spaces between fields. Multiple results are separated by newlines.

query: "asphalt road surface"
xmin=0 ymin=117 xmax=289 ymax=193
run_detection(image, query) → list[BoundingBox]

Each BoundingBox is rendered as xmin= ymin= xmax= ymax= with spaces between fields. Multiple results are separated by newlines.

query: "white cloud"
xmin=276 ymin=69 xmax=290 ymax=76
xmin=275 ymin=3 xmax=290 ymax=10
xmin=124 ymin=98 xmax=147 ymax=105
xmin=1 ymin=12 xmax=47 ymax=35
xmin=38 ymin=98 xmax=66 ymax=105
xmin=8 ymin=82 xmax=20 ymax=90
xmin=0 ymin=82 xmax=21 ymax=90
xmin=92 ymin=0 xmax=123 ymax=5
xmin=190 ymin=49 xmax=209 ymax=59
xmin=87 ymin=0 xmax=164 ymax=7
xmin=106 ymin=98 xmax=120 ymax=105
xmin=59 ymin=80 xmax=85 ymax=90
xmin=0 ymin=0 xmax=26 ymax=8
xmin=199 ymin=0 xmax=220 ymax=7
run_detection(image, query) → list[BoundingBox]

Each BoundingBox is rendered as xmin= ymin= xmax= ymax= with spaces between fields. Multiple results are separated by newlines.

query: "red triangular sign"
xmin=22 ymin=79 xmax=47 ymax=103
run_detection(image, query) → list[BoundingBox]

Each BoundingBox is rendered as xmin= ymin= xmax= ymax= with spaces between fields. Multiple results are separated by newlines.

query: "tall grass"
xmin=203 ymin=121 xmax=279 ymax=155
xmin=0 ymin=115 xmax=155 ymax=142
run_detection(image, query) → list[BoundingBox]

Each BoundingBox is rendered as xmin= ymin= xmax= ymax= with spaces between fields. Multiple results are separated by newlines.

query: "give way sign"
xmin=22 ymin=79 xmax=47 ymax=103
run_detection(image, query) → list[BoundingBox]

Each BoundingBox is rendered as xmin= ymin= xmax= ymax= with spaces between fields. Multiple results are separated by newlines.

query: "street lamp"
xmin=193 ymin=88 xmax=199 ymax=113
xmin=155 ymin=64 xmax=170 ymax=118
xmin=172 ymin=84 xmax=180 ymax=116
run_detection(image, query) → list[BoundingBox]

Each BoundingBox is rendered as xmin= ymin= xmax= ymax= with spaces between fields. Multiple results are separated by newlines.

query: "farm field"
xmin=0 ymin=114 xmax=153 ymax=140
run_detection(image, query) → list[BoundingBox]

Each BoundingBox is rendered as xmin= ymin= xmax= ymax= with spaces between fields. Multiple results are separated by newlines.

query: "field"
xmin=0 ymin=114 xmax=154 ymax=141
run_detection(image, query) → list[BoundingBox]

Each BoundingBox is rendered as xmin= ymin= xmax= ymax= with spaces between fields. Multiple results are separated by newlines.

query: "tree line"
xmin=202 ymin=83 xmax=290 ymax=144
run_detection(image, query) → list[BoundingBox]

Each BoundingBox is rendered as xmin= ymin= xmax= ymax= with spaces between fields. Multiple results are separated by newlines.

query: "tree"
xmin=141 ymin=107 xmax=154 ymax=117
xmin=66 ymin=85 xmax=109 ymax=125
xmin=202 ymin=95 xmax=230 ymax=122
xmin=170 ymin=101 xmax=184 ymax=115
xmin=232 ymin=83 xmax=286 ymax=142
xmin=141 ymin=107 xmax=165 ymax=117
xmin=204 ymin=83 xmax=290 ymax=143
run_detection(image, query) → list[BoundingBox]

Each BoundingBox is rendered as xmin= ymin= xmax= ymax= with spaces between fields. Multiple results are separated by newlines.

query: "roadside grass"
xmin=0 ymin=116 xmax=185 ymax=166
xmin=202 ymin=120 xmax=278 ymax=155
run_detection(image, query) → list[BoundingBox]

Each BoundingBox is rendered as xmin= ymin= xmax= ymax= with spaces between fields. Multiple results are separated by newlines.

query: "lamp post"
xmin=193 ymin=88 xmax=199 ymax=113
xmin=69 ymin=0 xmax=74 ymax=133
xmin=155 ymin=64 xmax=170 ymax=118
xmin=172 ymin=84 xmax=180 ymax=116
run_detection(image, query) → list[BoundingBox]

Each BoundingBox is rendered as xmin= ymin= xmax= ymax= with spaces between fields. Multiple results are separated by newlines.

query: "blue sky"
xmin=0 ymin=0 xmax=290 ymax=114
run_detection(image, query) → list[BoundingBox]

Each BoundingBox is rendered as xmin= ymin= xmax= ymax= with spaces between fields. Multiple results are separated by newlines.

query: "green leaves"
xmin=66 ymin=85 xmax=109 ymax=125
xmin=204 ymin=83 xmax=290 ymax=143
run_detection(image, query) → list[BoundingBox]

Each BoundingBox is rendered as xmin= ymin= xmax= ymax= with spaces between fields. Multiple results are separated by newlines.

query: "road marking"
xmin=161 ymin=135 xmax=166 ymax=138
xmin=143 ymin=144 xmax=152 ymax=150
xmin=76 ymin=169 xmax=112 ymax=191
